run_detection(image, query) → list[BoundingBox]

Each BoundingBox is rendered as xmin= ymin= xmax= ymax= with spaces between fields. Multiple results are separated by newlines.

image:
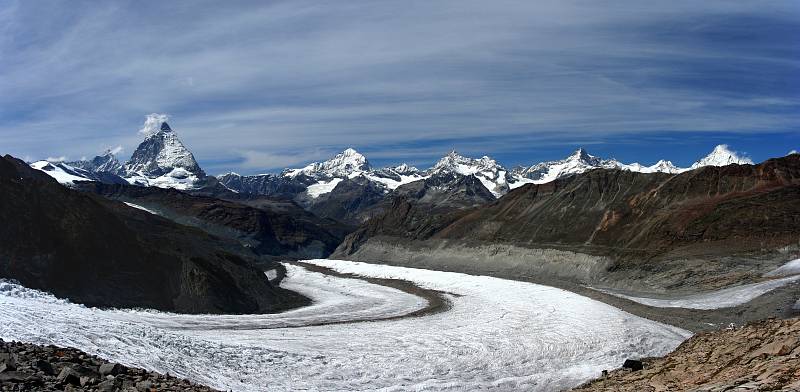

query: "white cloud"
xmin=138 ymin=114 xmax=169 ymax=136
xmin=45 ymin=156 xmax=67 ymax=162
xmin=1 ymin=1 xmax=798 ymax=172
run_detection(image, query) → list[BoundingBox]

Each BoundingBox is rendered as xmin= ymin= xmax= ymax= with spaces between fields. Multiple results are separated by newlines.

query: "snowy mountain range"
xmin=29 ymin=115 xmax=756 ymax=205
xmin=30 ymin=114 xmax=207 ymax=190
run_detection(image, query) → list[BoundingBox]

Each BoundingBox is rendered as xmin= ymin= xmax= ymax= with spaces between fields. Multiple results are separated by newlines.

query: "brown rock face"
xmin=0 ymin=154 xmax=307 ymax=314
xmin=77 ymin=182 xmax=349 ymax=259
xmin=573 ymin=317 xmax=800 ymax=391
xmin=338 ymin=155 xmax=800 ymax=262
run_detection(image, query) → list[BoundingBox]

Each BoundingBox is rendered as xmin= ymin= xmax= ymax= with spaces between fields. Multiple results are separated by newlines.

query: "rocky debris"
xmin=573 ymin=317 xmax=800 ymax=391
xmin=0 ymin=339 xmax=217 ymax=391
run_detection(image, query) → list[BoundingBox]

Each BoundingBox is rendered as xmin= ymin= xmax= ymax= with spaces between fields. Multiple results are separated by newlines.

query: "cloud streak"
xmin=1 ymin=0 xmax=798 ymax=173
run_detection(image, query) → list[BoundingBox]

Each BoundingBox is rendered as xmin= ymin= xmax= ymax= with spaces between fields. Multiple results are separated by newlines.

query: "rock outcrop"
xmin=574 ymin=317 xmax=800 ymax=391
xmin=77 ymin=182 xmax=349 ymax=259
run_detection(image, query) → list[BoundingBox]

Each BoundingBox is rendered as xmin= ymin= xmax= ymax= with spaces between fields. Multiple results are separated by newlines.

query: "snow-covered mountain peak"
xmin=691 ymin=144 xmax=753 ymax=169
xmin=429 ymin=151 xmax=512 ymax=197
xmin=432 ymin=151 xmax=500 ymax=175
xmin=648 ymin=160 xmax=682 ymax=173
xmin=67 ymin=149 xmax=123 ymax=175
xmin=286 ymin=148 xmax=371 ymax=179
xmin=392 ymin=163 xmax=419 ymax=175
xmin=123 ymin=115 xmax=206 ymax=189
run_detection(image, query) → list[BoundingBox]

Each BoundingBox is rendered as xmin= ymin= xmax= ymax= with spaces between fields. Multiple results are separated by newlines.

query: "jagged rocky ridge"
xmin=334 ymin=154 xmax=800 ymax=290
xmin=217 ymin=145 xmax=754 ymax=224
xmin=0 ymin=154 xmax=307 ymax=314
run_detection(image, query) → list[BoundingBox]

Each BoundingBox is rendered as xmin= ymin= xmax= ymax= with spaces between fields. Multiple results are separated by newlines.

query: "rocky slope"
xmin=0 ymin=154 xmax=306 ymax=314
xmin=335 ymin=155 xmax=800 ymax=290
xmin=77 ymin=182 xmax=348 ymax=259
xmin=0 ymin=339 xmax=218 ymax=391
xmin=574 ymin=317 xmax=800 ymax=391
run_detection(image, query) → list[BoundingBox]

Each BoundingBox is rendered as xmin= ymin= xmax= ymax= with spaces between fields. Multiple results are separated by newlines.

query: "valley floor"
xmin=0 ymin=260 xmax=690 ymax=391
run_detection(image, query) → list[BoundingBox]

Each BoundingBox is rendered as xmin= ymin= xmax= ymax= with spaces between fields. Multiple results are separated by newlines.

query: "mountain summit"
xmin=67 ymin=149 xmax=124 ymax=175
xmin=123 ymin=114 xmax=206 ymax=189
xmin=285 ymin=148 xmax=371 ymax=179
xmin=691 ymin=144 xmax=753 ymax=169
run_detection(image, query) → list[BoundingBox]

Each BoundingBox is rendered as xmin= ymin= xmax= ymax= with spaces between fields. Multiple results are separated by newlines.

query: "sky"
xmin=1 ymin=0 xmax=798 ymax=174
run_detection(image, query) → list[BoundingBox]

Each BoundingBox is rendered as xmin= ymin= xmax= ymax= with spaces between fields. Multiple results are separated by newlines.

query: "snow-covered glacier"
xmin=0 ymin=260 xmax=691 ymax=391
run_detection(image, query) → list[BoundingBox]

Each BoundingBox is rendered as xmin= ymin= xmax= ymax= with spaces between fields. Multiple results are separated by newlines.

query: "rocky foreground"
xmin=0 ymin=339 xmax=217 ymax=392
xmin=574 ymin=317 xmax=800 ymax=391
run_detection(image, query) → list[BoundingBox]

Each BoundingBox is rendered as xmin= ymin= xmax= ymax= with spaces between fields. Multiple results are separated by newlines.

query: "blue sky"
xmin=1 ymin=1 xmax=798 ymax=174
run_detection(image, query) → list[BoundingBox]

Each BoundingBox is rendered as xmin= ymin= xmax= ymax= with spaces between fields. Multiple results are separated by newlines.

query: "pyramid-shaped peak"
xmin=160 ymin=122 xmax=172 ymax=131
xmin=569 ymin=147 xmax=592 ymax=160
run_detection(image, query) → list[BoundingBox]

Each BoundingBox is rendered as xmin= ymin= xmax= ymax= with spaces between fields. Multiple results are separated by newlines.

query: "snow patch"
xmin=764 ymin=258 xmax=800 ymax=278
xmin=305 ymin=178 xmax=343 ymax=198
xmin=30 ymin=161 xmax=93 ymax=184
xmin=123 ymin=202 xmax=158 ymax=215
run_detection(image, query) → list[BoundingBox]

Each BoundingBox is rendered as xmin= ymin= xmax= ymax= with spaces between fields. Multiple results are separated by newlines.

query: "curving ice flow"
xmin=596 ymin=259 xmax=800 ymax=310
xmin=1 ymin=260 xmax=690 ymax=392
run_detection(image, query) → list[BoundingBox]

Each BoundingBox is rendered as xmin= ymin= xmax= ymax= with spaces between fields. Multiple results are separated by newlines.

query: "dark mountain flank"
xmin=0 ymin=155 xmax=306 ymax=313
xmin=335 ymin=155 xmax=800 ymax=290
xmin=77 ymin=182 xmax=349 ymax=259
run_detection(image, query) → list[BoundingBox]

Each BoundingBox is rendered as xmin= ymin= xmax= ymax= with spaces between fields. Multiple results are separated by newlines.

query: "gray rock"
xmin=35 ymin=359 xmax=54 ymax=375
xmin=100 ymin=362 xmax=123 ymax=376
xmin=97 ymin=379 xmax=118 ymax=392
xmin=0 ymin=352 xmax=17 ymax=370
xmin=0 ymin=371 xmax=29 ymax=382
xmin=57 ymin=366 xmax=81 ymax=386
xmin=136 ymin=379 xmax=154 ymax=391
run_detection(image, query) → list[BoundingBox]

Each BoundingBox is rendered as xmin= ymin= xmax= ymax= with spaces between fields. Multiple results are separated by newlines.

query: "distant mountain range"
xmin=29 ymin=115 xmax=759 ymax=224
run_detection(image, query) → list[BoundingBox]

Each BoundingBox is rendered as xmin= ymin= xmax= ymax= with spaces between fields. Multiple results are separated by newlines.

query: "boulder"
xmin=57 ymin=366 xmax=82 ymax=386
xmin=99 ymin=362 xmax=123 ymax=376
xmin=35 ymin=359 xmax=55 ymax=375
xmin=622 ymin=359 xmax=644 ymax=371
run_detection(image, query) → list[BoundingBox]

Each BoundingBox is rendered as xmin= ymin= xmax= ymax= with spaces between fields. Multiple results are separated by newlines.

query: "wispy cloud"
xmin=1 ymin=0 xmax=798 ymax=173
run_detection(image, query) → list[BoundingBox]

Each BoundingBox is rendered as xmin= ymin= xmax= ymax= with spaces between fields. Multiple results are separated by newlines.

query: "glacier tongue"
xmin=0 ymin=260 xmax=691 ymax=392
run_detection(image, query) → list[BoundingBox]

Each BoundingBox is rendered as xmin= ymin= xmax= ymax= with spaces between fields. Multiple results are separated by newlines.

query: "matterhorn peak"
xmin=691 ymin=144 xmax=753 ymax=169
xmin=123 ymin=114 xmax=206 ymax=189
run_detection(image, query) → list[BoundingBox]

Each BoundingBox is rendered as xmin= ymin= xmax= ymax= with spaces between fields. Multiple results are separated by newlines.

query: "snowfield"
xmin=0 ymin=260 xmax=691 ymax=391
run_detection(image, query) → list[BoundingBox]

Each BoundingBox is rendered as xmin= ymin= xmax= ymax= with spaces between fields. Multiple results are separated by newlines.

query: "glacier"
xmin=0 ymin=260 xmax=691 ymax=391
